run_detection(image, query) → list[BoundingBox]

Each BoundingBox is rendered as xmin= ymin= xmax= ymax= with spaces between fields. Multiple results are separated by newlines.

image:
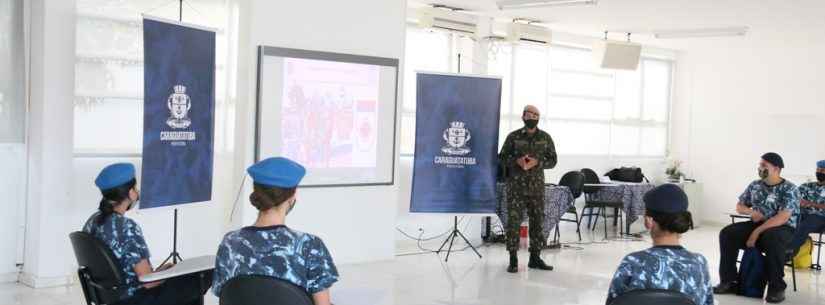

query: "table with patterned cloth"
xmin=588 ymin=182 xmax=656 ymax=232
xmin=495 ymin=183 xmax=576 ymax=241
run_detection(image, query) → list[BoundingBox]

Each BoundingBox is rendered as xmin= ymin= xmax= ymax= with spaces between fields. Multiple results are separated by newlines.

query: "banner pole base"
xmin=160 ymin=209 xmax=184 ymax=266
xmin=435 ymin=216 xmax=483 ymax=262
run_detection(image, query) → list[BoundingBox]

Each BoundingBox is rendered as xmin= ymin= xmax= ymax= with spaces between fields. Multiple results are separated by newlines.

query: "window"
xmin=74 ymin=0 xmax=237 ymax=155
xmin=400 ymin=26 xmax=476 ymax=155
xmin=490 ymin=44 xmax=673 ymax=157
xmin=0 ymin=0 xmax=25 ymax=143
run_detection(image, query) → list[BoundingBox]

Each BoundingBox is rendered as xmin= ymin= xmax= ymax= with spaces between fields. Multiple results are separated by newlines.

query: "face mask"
xmin=817 ymin=172 xmax=825 ymax=183
xmin=758 ymin=167 xmax=769 ymax=180
xmin=523 ymin=119 xmax=538 ymax=129
xmin=127 ymin=191 xmax=140 ymax=211
xmin=286 ymin=198 xmax=297 ymax=215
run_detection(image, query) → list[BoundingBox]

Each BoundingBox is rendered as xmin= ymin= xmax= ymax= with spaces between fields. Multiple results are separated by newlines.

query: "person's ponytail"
xmin=96 ymin=179 xmax=136 ymax=225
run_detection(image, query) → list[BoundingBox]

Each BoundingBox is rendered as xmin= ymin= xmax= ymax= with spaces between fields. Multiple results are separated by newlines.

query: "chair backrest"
xmin=69 ymin=231 xmax=125 ymax=304
xmin=580 ymin=168 xmax=602 ymax=194
xmin=220 ymin=275 xmax=314 ymax=305
xmin=609 ymin=289 xmax=696 ymax=305
xmin=558 ymin=171 xmax=585 ymax=199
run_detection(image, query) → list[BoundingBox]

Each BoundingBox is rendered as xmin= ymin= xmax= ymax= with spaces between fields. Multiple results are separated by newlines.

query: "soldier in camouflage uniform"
xmin=213 ymin=157 xmax=339 ymax=305
xmin=607 ymin=184 xmax=713 ymax=305
xmin=498 ymin=105 xmax=557 ymax=273
xmin=788 ymin=160 xmax=825 ymax=253
xmin=714 ymin=153 xmax=800 ymax=304
xmin=83 ymin=163 xmax=209 ymax=305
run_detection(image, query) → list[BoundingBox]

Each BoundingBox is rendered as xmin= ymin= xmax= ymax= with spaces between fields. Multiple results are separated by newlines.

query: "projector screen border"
xmin=254 ymin=45 xmax=400 ymax=188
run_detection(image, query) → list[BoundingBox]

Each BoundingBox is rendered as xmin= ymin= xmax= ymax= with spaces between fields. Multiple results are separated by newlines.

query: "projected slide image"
xmin=280 ymin=58 xmax=379 ymax=169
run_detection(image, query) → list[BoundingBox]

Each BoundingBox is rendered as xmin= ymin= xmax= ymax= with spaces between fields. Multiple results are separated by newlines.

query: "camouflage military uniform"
xmin=82 ymin=212 xmax=151 ymax=300
xmin=607 ymin=246 xmax=714 ymax=305
xmin=498 ymin=127 xmax=557 ymax=252
xmin=719 ymin=179 xmax=800 ymax=292
xmin=789 ymin=182 xmax=825 ymax=251
xmin=212 ymin=225 xmax=339 ymax=297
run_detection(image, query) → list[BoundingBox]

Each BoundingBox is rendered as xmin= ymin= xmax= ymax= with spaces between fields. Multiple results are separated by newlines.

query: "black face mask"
xmin=523 ymin=119 xmax=538 ymax=129
xmin=817 ymin=172 xmax=825 ymax=183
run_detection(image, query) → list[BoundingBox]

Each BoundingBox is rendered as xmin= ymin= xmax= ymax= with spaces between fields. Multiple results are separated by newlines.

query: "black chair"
xmin=578 ymin=168 xmax=624 ymax=239
xmin=729 ymin=216 xmax=797 ymax=291
xmin=608 ymin=289 xmax=696 ymax=305
xmin=553 ymin=171 xmax=585 ymax=243
xmin=69 ymin=231 xmax=127 ymax=305
xmin=220 ymin=275 xmax=314 ymax=305
xmin=813 ymin=231 xmax=824 ymax=271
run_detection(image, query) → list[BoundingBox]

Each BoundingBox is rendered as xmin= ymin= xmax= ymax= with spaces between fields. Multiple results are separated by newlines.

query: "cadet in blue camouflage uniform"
xmin=607 ymin=184 xmax=712 ymax=305
xmin=789 ymin=160 xmax=825 ymax=253
xmin=213 ymin=157 xmax=339 ymax=305
xmin=498 ymin=105 xmax=557 ymax=273
xmin=714 ymin=153 xmax=800 ymax=304
xmin=82 ymin=163 xmax=209 ymax=305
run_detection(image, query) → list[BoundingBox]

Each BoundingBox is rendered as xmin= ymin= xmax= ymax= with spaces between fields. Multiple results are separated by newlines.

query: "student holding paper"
xmin=82 ymin=163 xmax=210 ymax=305
xmin=212 ymin=157 xmax=339 ymax=305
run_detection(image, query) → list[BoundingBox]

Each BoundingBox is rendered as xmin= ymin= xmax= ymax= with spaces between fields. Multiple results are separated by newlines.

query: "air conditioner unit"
xmin=415 ymin=7 xmax=478 ymax=35
xmin=592 ymin=39 xmax=641 ymax=70
xmin=506 ymin=22 xmax=552 ymax=44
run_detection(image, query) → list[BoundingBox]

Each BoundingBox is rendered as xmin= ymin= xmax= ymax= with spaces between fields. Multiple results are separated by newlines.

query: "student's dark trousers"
xmin=719 ymin=221 xmax=794 ymax=292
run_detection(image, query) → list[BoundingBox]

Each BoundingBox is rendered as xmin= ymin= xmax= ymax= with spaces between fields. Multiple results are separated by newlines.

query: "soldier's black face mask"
xmin=286 ymin=198 xmax=297 ymax=215
xmin=523 ymin=119 xmax=538 ymax=129
xmin=817 ymin=172 xmax=825 ymax=183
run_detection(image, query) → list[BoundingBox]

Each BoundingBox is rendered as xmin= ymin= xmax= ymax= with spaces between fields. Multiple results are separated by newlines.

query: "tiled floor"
xmin=1 ymin=224 xmax=823 ymax=305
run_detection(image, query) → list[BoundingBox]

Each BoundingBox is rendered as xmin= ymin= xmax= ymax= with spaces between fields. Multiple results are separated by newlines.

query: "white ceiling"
xmin=410 ymin=0 xmax=825 ymax=50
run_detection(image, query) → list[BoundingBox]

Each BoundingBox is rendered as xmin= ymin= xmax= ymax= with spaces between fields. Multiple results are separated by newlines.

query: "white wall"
xmin=670 ymin=34 xmax=825 ymax=225
xmin=233 ymin=0 xmax=406 ymax=264
xmin=21 ymin=0 xmax=75 ymax=288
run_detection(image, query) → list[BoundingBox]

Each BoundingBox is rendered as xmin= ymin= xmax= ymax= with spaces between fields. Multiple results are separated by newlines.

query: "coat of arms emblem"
xmin=166 ymin=85 xmax=192 ymax=129
xmin=442 ymin=121 xmax=472 ymax=156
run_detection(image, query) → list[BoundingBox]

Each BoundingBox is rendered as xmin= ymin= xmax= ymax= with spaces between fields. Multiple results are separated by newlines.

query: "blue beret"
xmin=247 ymin=157 xmax=306 ymax=188
xmin=644 ymin=184 xmax=689 ymax=214
xmin=761 ymin=152 xmax=784 ymax=169
xmin=95 ymin=163 xmax=136 ymax=191
xmin=817 ymin=160 xmax=825 ymax=168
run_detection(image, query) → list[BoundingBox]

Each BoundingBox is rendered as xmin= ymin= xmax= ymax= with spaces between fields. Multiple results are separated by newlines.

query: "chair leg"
xmin=554 ymin=224 xmax=560 ymax=244
xmin=792 ymin=261 xmax=797 ymax=292
xmin=814 ymin=233 xmax=824 ymax=271
xmin=574 ymin=211 xmax=582 ymax=242
xmin=592 ymin=207 xmax=602 ymax=231
xmin=602 ymin=207 xmax=608 ymax=240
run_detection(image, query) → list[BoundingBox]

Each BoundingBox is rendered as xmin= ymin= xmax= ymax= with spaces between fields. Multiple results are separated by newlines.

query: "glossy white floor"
xmin=1 ymin=224 xmax=823 ymax=305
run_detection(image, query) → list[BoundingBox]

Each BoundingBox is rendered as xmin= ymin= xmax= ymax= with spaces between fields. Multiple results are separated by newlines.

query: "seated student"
xmin=212 ymin=157 xmax=339 ymax=305
xmin=714 ymin=152 xmax=800 ymax=303
xmin=82 ymin=163 xmax=210 ymax=305
xmin=789 ymin=160 xmax=825 ymax=254
xmin=606 ymin=184 xmax=713 ymax=305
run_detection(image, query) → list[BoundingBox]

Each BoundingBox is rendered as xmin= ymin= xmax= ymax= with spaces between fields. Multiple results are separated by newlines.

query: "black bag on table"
xmin=605 ymin=167 xmax=649 ymax=183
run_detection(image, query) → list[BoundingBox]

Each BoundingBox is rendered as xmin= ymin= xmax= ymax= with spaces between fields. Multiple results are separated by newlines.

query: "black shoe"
xmin=507 ymin=251 xmax=518 ymax=273
xmin=712 ymin=282 xmax=738 ymax=294
xmin=766 ymin=290 xmax=785 ymax=303
xmin=527 ymin=252 xmax=553 ymax=271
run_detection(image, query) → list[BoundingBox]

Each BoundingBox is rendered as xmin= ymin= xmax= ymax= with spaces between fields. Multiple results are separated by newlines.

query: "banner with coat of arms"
xmin=140 ymin=17 xmax=215 ymax=209
xmin=410 ymin=73 xmax=502 ymax=213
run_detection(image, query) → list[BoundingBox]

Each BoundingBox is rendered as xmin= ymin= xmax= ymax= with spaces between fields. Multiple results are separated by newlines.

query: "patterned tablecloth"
xmin=495 ymin=183 xmax=576 ymax=240
xmin=588 ymin=182 xmax=656 ymax=229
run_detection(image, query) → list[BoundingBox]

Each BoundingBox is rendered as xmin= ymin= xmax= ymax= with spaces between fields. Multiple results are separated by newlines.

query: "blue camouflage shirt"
xmin=799 ymin=182 xmax=825 ymax=217
xmin=212 ymin=225 xmax=339 ymax=297
xmin=82 ymin=212 xmax=151 ymax=300
xmin=607 ymin=246 xmax=713 ymax=305
xmin=738 ymin=179 xmax=800 ymax=228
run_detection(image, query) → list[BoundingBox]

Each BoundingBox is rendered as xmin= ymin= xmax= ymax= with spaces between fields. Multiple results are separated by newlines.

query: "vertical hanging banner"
xmin=141 ymin=16 xmax=216 ymax=209
xmin=410 ymin=73 xmax=502 ymax=213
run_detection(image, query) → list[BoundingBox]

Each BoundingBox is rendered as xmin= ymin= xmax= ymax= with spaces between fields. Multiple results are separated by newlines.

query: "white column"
xmin=21 ymin=0 xmax=76 ymax=288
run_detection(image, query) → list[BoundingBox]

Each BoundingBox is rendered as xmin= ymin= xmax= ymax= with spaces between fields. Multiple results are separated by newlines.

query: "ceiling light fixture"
xmin=496 ymin=0 xmax=598 ymax=10
xmin=653 ymin=26 xmax=749 ymax=39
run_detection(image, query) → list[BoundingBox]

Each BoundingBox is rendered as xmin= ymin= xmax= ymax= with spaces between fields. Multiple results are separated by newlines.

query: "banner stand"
xmin=435 ymin=216 xmax=483 ymax=262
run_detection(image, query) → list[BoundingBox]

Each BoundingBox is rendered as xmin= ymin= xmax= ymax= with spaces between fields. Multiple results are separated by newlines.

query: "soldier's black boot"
xmin=507 ymin=251 xmax=518 ymax=273
xmin=528 ymin=251 xmax=553 ymax=271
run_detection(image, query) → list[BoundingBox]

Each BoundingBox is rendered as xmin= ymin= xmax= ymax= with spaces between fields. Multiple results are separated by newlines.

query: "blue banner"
xmin=410 ymin=73 xmax=502 ymax=213
xmin=141 ymin=18 xmax=215 ymax=209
